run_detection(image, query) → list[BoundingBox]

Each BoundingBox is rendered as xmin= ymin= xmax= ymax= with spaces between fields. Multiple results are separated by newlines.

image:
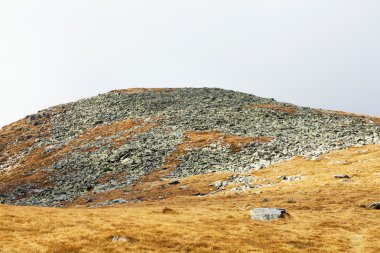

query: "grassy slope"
xmin=0 ymin=144 xmax=379 ymax=253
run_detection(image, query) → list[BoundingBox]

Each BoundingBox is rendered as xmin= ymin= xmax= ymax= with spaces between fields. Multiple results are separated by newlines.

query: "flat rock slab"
xmin=251 ymin=208 xmax=286 ymax=221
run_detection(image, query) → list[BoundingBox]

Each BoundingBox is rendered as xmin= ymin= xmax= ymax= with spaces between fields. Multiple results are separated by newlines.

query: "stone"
xmin=111 ymin=236 xmax=129 ymax=242
xmin=250 ymin=208 xmax=286 ymax=221
xmin=168 ymin=179 xmax=180 ymax=185
xmin=92 ymin=120 xmax=103 ymax=126
xmin=121 ymin=158 xmax=134 ymax=165
xmin=334 ymin=174 xmax=351 ymax=179
xmin=278 ymin=175 xmax=304 ymax=181
xmin=367 ymin=202 xmax=380 ymax=209
xmin=214 ymin=181 xmax=223 ymax=188
xmin=258 ymin=160 xmax=271 ymax=167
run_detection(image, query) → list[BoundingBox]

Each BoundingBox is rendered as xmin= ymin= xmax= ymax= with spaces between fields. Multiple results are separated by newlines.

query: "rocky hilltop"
xmin=0 ymin=88 xmax=379 ymax=206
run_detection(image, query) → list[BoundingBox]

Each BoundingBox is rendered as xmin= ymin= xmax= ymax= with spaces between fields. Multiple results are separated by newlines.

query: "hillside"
xmin=1 ymin=144 xmax=379 ymax=253
xmin=0 ymin=88 xmax=379 ymax=207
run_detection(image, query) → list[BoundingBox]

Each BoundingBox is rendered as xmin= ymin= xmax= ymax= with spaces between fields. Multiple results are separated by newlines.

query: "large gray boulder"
xmin=250 ymin=208 xmax=286 ymax=221
xmin=367 ymin=202 xmax=380 ymax=209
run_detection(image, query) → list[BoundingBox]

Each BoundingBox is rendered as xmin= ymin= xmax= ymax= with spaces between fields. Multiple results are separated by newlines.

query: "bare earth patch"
xmin=1 ymin=144 xmax=379 ymax=253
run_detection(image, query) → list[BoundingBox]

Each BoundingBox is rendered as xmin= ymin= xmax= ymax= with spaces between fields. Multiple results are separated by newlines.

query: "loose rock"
xmin=168 ymin=179 xmax=180 ymax=185
xmin=111 ymin=236 xmax=130 ymax=242
xmin=367 ymin=202 xmax=380 ymax=210
xmin=334 ymin=174 xmax=351 ymax=179
xmin=250 ymin=208 xmax=287 ymax=221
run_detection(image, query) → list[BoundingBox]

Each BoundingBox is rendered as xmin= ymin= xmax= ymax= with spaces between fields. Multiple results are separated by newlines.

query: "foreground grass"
xmin=1 ymin=145 xmax=379 ymax=253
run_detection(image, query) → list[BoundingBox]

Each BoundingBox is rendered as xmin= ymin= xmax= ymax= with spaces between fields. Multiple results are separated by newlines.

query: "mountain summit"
xmin=0 ymin=88 xmax=379 ymax=206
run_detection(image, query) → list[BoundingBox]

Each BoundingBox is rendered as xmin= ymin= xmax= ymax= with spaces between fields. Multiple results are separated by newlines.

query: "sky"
xmin=0 ymin=0 xmax=379 ymax=128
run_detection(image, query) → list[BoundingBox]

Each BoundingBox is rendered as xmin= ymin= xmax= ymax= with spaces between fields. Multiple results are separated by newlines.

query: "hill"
xmin=0 ymin=88 xmax=379 ymax=207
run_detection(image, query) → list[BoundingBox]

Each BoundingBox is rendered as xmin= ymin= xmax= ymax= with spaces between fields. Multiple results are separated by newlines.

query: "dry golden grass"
xmin=1 ymin=144 xmax=380 ymax=253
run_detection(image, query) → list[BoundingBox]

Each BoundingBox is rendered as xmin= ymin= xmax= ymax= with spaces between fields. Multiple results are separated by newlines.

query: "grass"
xmin=1 ymin=144 xmax=380 ymax=253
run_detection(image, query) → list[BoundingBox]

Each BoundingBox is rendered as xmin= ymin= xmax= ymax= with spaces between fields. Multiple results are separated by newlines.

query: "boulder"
xmin=168 ymin=179 xmax=180 ymax=185
xmin=367 ymin=202 xmax=380 ymax=209
xmin=111 ymin=236 xmax=130 ymax=242
xmin=250 ymin=208 xmax=286 ymax=221
xmin=213 ymin=181 xmax=223 ymax=188
xmin=334 ymin=174 xmax=351 ymax=179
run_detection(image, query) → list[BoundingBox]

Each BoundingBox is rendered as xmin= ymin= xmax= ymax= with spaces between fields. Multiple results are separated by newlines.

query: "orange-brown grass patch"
xmin=1 ymin=144 xmax=379 ymax=253
xmin=221 ymin=135 xmax=272 ymax=152
xmin=111 ymin=88 xmax=176 ymax=94
xmin=166 ymin=131 xmax=272 ymax=162
xmin=81 ymin=146 xmax=98 ymax=153
xmin=73 ymin=119 xmax=143 ymax=147
xmin=372 ymin=117 xmax=380 ymax=124
xmin=95 ymin=171 xmax=130 ymax=184
xmin=245 ymin=104 xmax=297 ymax=114
xmin=70 ymin=118 xmax=158 ymax=150
xmin=315 ymin=109 xmax=380 ymax=125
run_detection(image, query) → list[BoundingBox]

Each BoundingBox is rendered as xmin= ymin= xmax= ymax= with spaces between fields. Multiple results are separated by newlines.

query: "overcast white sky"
xmin=1 ymin=0 xmax=379 ymax=127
